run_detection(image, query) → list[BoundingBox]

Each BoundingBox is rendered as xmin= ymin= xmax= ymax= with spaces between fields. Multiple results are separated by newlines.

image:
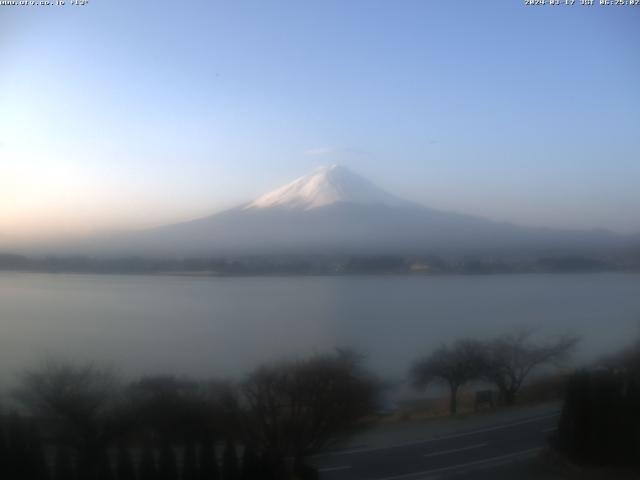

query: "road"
xmin=312 ymin=409 xmax=560 ymax=480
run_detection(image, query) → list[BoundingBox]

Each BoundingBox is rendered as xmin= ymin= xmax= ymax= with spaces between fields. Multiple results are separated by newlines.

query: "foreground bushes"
xmin=0 ymin=415 xmax=48 ymax=480
xmin=555 ymin=344 xmax=640 ymax=468
xmin=0 ymin=350 xmax=379 ymax=480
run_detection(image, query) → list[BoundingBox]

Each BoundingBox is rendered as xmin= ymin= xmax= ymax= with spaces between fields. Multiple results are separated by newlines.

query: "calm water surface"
xmin=1 ymin=272 xmax=639 ymax=383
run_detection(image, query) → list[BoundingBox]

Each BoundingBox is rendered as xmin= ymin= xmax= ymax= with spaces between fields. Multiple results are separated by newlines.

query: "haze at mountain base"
xmin=45 ymin=165 xmax=633 ymax=258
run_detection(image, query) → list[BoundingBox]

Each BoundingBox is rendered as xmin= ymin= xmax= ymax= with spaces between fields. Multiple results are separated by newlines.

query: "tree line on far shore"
xmin=0 ymin=252 xmax=627 ymax=276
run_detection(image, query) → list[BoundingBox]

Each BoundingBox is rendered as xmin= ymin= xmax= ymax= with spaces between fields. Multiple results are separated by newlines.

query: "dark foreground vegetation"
xmin=1 ymin=252 xmax=638 ymax=276
xmin=3 ymin=334 xmax=640 ymax=479
xmin=554 ymin=341 xmax=640 ymax=470
xmin=0 ymin=350 xmax=379 ymax=480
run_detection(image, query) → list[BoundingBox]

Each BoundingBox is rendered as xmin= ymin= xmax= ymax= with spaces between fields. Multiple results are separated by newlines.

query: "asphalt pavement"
xmin=312 ymin=404 xmax=561 ymax=480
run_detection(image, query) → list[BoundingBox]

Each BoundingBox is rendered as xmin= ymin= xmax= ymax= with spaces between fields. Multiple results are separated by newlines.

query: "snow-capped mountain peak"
xmin=244 ymin=164 xmax=408 ymax=210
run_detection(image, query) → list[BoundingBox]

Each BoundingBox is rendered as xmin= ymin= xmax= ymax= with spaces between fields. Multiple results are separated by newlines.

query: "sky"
xmin=1 ymin=0 xmax=639 ymax=242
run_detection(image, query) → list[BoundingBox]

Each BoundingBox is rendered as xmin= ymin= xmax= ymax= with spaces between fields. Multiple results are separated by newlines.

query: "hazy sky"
xmin=1 ymin=0 xmax=639 ymax=240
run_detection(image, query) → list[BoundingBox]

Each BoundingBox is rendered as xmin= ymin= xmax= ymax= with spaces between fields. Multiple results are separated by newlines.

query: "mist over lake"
xmin=1 ymin=272 xmax=638 ymax=386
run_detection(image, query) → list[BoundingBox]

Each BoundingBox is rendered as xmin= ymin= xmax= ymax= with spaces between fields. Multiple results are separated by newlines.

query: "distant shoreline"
xmin=1 ymin=267 xmax=637 ymax=279
xmin=1 ymin=251 xmax=638 ymax=277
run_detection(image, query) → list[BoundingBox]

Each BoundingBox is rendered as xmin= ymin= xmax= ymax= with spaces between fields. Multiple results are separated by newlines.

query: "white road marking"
xmin=423 ymin=442 xmax=487 ymax=458
xmin=373 ymin=447 xmax=543 ymax=480
xmin=318 ymin=465 xmax=352 ymax=472
xmin=315 ymin=412 xmax=559 ymax=457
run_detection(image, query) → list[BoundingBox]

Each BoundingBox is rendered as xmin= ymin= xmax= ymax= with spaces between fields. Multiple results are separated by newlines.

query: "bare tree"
xmin=483 ymin=330 xmax=578 ymax=405
xmin=14 ymin=360 xmax=119 ymax=480
xmin=411 ymin=339 xmax=487 ymax=415
xmin=240 ymin=350 xmax=379 ymax=472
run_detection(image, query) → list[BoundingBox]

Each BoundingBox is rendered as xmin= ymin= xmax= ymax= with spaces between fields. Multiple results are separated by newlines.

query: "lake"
xmin=1 ymin=272 xmax=639 ymax=387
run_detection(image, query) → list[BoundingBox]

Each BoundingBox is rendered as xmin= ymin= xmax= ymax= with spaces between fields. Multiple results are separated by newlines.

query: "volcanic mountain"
xmin=84 ymin=164 xmax=627 ymax=257
xmin=244 ymin=164 xmax=410 ymax=211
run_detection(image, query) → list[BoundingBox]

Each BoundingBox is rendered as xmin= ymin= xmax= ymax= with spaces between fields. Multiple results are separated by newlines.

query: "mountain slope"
xmin=85 ymin=165 xmax=628 ymax=257
xmin=244 ymin=165 xmax=411 ymax=210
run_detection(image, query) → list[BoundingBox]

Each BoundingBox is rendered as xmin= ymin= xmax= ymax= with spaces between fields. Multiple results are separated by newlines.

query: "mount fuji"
xmin=244 ymin=164 xmax=411 ymax=211
xmin=84 ymin=164 xmax=627 ymax=258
